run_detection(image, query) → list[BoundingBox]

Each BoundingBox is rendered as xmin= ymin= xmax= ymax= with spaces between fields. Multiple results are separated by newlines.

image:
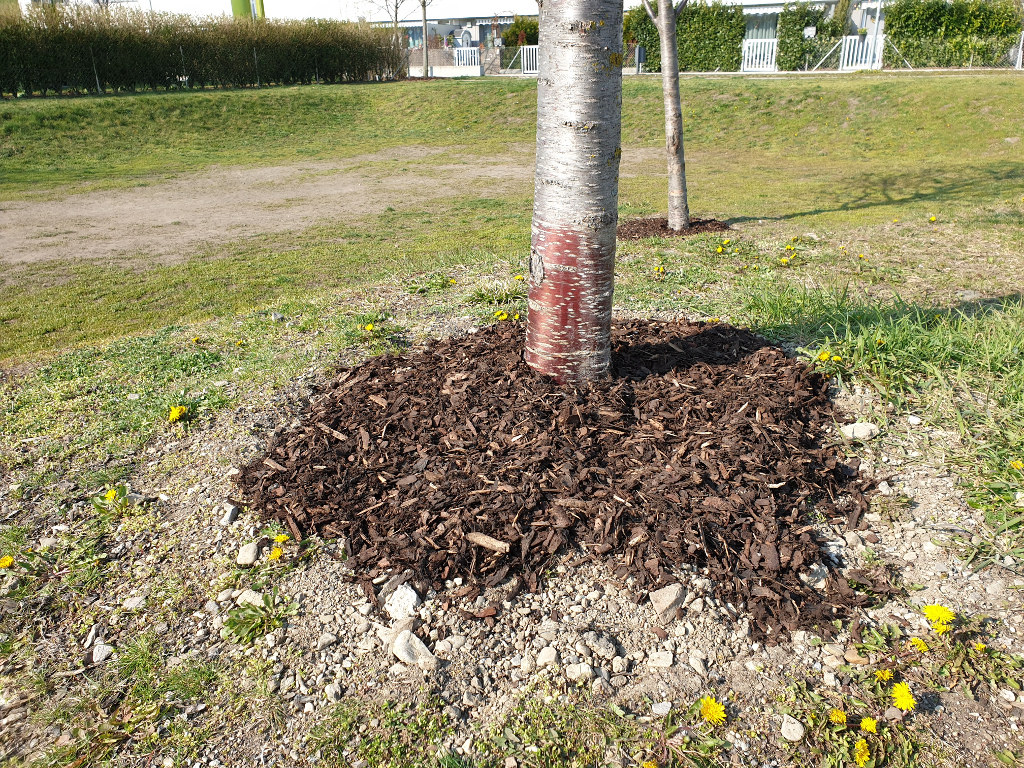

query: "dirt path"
xmin=0 ymin=147 xmax=535 ymax=268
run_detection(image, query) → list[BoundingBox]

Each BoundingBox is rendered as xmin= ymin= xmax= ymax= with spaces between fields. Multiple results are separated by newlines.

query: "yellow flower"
xmin=0 ymin=555 xmax=13 ymax=569
xmin=931 ymin=621 xmax=951 ymax=635
xmin=192 ymin=336 xmax=200 ymax=343
xmin=893 ymin=218 xmax=899 ymax=223
xmin=364 ymin=323 xmax=374 ymax=332
xmin=831 ymin=355 xmax=842 ymax=362
xmin=274 ymin=534 xmax=290 ymax=544
xmin=854 ymin=738 xmax=870 ymax=767
xmin=1011 ymin=459 xmax=1024 ymax=471
xmin=641 ymin=761 xmax=658 ymax=768
xmin=236 ymin=340 xmax=244 ymax=346
xmin=875 ymin=669 xmax=893 ymax=682
xmin=892 ymin=682 xmax=916 ymax=712
xmin=104 ymin=488 xmax=118 ymax=501
xmin=514 ymin=274 xmax=525 ymax=281
xmin=973 ymin=642 xmax=987 ymax=652
xmin=876 ymin=338 xmax=885 ymax=346
xmin=513 ymin=313 xmax=521 ymax=321
xmin=922 ymin=605 xmax=955 ymax=624
xmin=929 ymin=216 xmax=937 ymax=222
xmin=860 ymin=717 xmax=878 ymax=734
xmin=723 ymin=239 xmax=731 ymax=245
xmin=698 ymin=695 xmax=726 ymax=726
xmin=909 ymin=637 xmax=929 ymax=653
xmin=780 ymin=257 xmax=790 ymax=265
xmin=449 ymin=278 xmax=457 ymax=284
xmin=716 ymin=246 xmax=724 ymax=253
xmin=858 ymin=253 xmax=866 ymax=259
xmin=268 ymin=547 xmax=283 ymax=561
xmin=168 ymin=405 xmax=187 ymax=423
xmin=828 ymin=708 xmax=847 ymax=725
xmin=817 ymin=350 xmax=831 ymax=362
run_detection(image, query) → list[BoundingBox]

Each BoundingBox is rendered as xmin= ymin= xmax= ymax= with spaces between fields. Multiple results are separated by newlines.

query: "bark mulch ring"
xmin=235 ymin=320 xmax=893 ymax=641
xmin=616 ymin=217 xmax=730 ymax=240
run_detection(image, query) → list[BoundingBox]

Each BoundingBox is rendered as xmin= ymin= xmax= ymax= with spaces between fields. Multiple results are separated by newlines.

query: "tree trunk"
xmin=655 ymin=0 xmax=690 ymax=230
xmin=525 ymin=0 xmax=624 ymax=384
xmin=421 ymin=0 xmax=429 ymax=77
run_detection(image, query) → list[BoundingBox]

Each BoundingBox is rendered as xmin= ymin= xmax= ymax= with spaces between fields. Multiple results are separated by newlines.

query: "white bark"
xmin=644 ymin=0 xmax=691 ymax=230
xmin=525 ymin=0 xmax=624 ymax=384
xmin=421 ymin=0 xmax=429 ymax=77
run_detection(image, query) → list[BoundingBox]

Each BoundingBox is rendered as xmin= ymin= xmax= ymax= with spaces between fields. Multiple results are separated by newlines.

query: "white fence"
xmin=451 ymin=47 xmax=480 ymax=67
xmin=742 ymin=38 xmax=778 ymax=72
xmin=840 ymin=34 xmax=885 ymax=71
xmin=521 ymin=45 xmax=539 ymax=74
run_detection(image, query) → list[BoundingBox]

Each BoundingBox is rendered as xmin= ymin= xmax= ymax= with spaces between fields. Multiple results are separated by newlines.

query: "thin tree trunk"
xmin=421 ymin=0 xmax=429 ymax=77
xmin=645 ymin=0 xmax=690 ymax=230
xmin=525 ymin=0 xmax=624 ymax=384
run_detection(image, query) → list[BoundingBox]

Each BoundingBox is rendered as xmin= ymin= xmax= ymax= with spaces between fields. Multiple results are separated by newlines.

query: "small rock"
xmin=877 ymin=481 xmax=893 ymax=496
xmin=649 ymin=583 xmax=686 ymax=623
xmin=565 ymin=663 xmax=594 ymax=682
xmin=844 ymin=532 xmax=865 ymax=551
xmin=840 ymin=422 xmax=880 ymax=441
xmin=384 ymin=584 xmax=421 ymax=621
xmin=688 ymin=597 xmax=704 ymax=614
xmin=444 ymin=705 xmax=465 ymax=721
xmin=83 ymin=624 xmax=99 ymax=649
xmin=271 ymin=312 xmax=285 ymax=322
xmin=780 ymin=714 xmax=805 ymax=742
xmin=38 ymin=537 xmax=59 ymax=549
xmin=237 ymin=542 xmax=259 ymax=566
xmin=317 ymin=632 xmax=338 ymax=651
xmin=236 ymin=589 xmax=263 ymax=607
xmin=689 ymin=655 xmax=708 ymax=676
xmin=123 ymin=596 xmax=146 ymax=611
xmin=998 ymin=689 xmax=1017 ymax=703
xmin=536 ymin=646 xmax=559 ymax=668
xmin=884 ymin=706 xmax=904 ymax=721
xmin=591 ymin=678 xmax=613 ymax=696
xmin=392 ymin=630 xmax=438 ymax=671
xmin=448 ymin=634 xmax=467 ymax=650
xmin=521 ymin=655 xmax=535 ymax=674
xmin=648 ymin=651 xmax=673 ymax=668
xmin=324 ymin=683 xmax=342 ymax=701
xmin=800 ymin=562 xmax=829 ymax=590
xmin=91 ymin=643 xmax=113 ymax=664
xmin=907 ymin=415 xmax=922 ymax=426
xmin=220 ymin=504 xmax=240 ymax=526
xmin=651 ymin=701 xmax=672 ymax=716
xmin=462 ymin=691 xmax=484 ymax=707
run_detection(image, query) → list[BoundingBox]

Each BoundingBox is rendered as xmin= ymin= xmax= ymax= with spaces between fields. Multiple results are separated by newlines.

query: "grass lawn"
xmin=1 ymin=71 xmax=1023 ymax=768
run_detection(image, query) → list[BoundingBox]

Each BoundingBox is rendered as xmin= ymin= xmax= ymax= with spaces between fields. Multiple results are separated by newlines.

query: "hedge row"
xmin=625 ymin=0 xmax=1021 ymax=72
xmin=627 ymin=3 xmax=745 ymax=72
xmin=0 ymin=6 xmax=405 ymax=97
xmin=884 ymin=0 xmax=1022 ymax=67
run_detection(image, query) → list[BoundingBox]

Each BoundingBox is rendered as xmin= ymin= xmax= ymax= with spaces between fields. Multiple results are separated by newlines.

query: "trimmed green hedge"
xmin=0 ymin=5 xmax=405 ymax=97
xmin=884 ymin=0 xmax=1022 ymax=67
xmin=777 ymin=3 xmax=841 ymax=71
xmin=630 ymin=2 xmax=745 ymax=72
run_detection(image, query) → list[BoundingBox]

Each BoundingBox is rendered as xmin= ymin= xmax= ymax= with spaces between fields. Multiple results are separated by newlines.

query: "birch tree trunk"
xmin=525 ymin=0 xmax=624 ymax=384
xmin=421 ymin=0 xmax=429 ymax=77
xmin=645 ymin=0 xmax=690 ymax=230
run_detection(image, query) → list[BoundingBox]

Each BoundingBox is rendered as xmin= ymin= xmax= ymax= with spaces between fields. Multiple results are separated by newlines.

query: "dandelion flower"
xmin=875 ymin=669 xmax=893 ymax=682
xmin=698 ymin=695 xmax=726 ymax=726
xmin=0 ymin=555 xmax=13 ymax=569
xmin=817 ymin=350 xmax=831 ymax=362
xmin=641 ymin=761 xmax=658 ymax=768
xmin=929 ymin=216 xmax=937 ymax=222
xmin=274 ymin=534 xmax=290 ymax=544
xmin=168 ymin=405 xmax=187 ymax=423
xmin=909 ymin=637 xmax=929 ymax=653
xmin=268 ymin=547 xmax=283 ymax=561
xmin=723 ymin=239 xmax=731 ymax=245
xmin=449 ymin=278 xmax=457 ymax=284
xmin=104 ymin=488 xmax=118 ymax=501
xmin=854 ymin=738 xmax=870 ymax=767
xmin=1011 ymin=459 xmax=1024 ymax=471
xmin=514 ymin=274 xmax=525 ymax=281
xmin=513 ymin=313 xmax=521 ymax=321
xmin=922 ymin=605 xmax=955 ymax=625
xmin=716 ymin=246 xmax=724 ymax=253
xmin=892 ymin=682 xmax=916 ymax=712
xmin=364 ymin=323 xmax=374 ymax=332
xmin=973 ymin=642 xmax=987 ymax=652
xmin=828 ymin=709 xmax=847 ymax=725
xmin=932 ymin=621 xmax=951 ymax=636
xmin=858 ymin=253 xmax=866 ymax=259
xmin=192 ymin=337 xmax=200 ymax=343
xmin=860 ymin=716 xmax=878 ymax=734
xmin=831 ymin=355 xmax=842 ymax=362
xmin=780 ymin=257 xmax=790 ymax=265
xmin=876 ymin=338 xmax=885 ymax=346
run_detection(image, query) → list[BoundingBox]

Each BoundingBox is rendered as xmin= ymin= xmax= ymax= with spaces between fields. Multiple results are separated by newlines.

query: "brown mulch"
xmin=235 ymin=320 xmax=888 ymax=640
xmin=617 ymin=217 xmax=730 ymax=240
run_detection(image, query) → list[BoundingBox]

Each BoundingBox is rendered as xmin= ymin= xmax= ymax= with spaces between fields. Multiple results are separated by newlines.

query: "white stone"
xmin=123 ymin=596 xmax=146 ymax=611
xmin=840 ymin=422 xmax=880 ymax=441
xmin=220 ymin=504 xmax=240 ymax=526
xmin=317 ymin=632 xmax=338 ymax=651
xmin=907 ymin=415 xmax=922 ymax=426
xmin=649 ymin=583 xmax=686 ymax=623
xmin=384 ymin=584 xmax=421 ymax=621
xmin=448 ymin=634 xmax=468 ymax=650
xmin=521 ymin=654 xmax=535 ymax=674
xmin=91 ymin=643 xmax=113 ymax=664
xmin=648 ymin=651 xmax=673 ymax=668
xmin=392 ymin=630 xmax=438 ymax=671
xmin=324 ymin=683 xmax=342 ymax=701
xmin=781 ymin=714 xmax=805 ymax=742
xmin=237 ymin=542 xmax=259 ymax=566
xmin=688 ymin=655 xmax=708 ymax=676
xmin=236 ymin=589 xmax=263 ymax=607
xmin=565 ymin=663 xmax=593 ymax=681
xmin=536 ymin=646 xmax=559 ymax=668
xmin=651 ymin=701 xmax=672 ymax=716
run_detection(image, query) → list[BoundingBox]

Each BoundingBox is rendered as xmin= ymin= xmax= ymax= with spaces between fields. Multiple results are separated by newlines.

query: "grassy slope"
xmin=1 ymin=73 xmax=1022 ymax=361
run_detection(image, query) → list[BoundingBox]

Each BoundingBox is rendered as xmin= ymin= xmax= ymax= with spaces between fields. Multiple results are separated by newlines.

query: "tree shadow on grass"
xmin=725 ymin=161 xmax=1024 ymax=224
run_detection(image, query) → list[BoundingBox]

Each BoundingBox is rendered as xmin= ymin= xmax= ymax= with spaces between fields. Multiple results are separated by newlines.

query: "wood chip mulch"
xmin=235 ymin=320 xmax=890 ymax=640
xmin=616 ymin=217 xmax=730 ymax=240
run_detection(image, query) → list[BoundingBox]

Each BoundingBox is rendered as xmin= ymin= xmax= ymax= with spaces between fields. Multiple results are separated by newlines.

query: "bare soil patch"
xmin=235 ymin=319 xmax=887 ymax=641
xmin=617 ymin=217 xmax=731 ymax=240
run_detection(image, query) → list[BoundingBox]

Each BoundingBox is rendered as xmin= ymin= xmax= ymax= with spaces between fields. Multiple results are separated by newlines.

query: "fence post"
xmin=253 ymin=47 xmax=260 ymax=87
xmin=1017 ymin=29 xmax=1023 ymax=70
xmin=90 ymin=45 xmax=103 ymax=95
